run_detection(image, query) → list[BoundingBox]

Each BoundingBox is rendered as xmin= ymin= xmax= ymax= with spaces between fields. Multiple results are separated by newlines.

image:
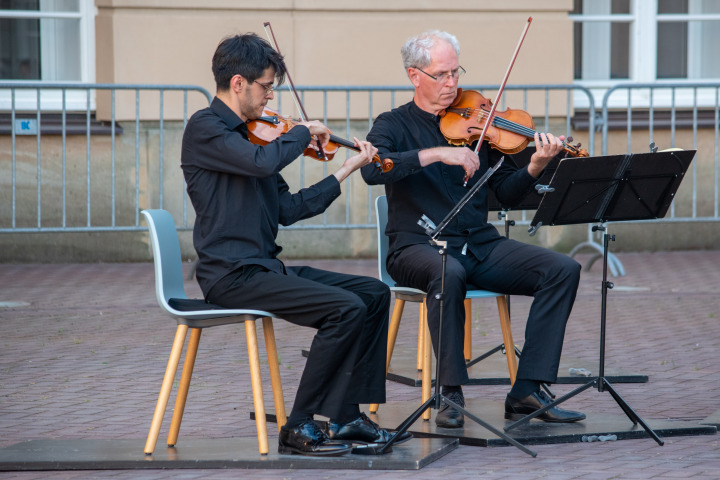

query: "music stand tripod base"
xmin=515 ymin=149 xmax=696 ymax=446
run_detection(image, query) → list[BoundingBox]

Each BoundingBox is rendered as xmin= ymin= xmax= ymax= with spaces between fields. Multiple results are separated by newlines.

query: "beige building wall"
xmin=94 ymin=0 xmax=575 ymax=120
xmin=5 ymin=1 xmax=716 ymax=262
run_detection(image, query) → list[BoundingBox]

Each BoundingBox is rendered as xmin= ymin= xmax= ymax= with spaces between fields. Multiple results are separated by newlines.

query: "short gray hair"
xmin=400 ymin=30 xmax=460 ymax=71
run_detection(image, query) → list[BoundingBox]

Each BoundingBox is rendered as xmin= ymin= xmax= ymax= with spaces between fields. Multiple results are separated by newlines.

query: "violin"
xmin=255 ymin=22 xmax=392 ymax=172
xmin=440 ymin=88 xmax=588 ymax=158
xmin=440 ymin=89 xmax=588 ymax=158
xmin=247 ymin=108 xmax=393 ymax=172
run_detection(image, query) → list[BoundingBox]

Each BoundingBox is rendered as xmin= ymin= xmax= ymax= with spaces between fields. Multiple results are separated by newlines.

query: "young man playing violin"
xmin=362 ymin=30 xmax=586 ymax=429
xmin=181 ymin=33 xmax=411 ymax=456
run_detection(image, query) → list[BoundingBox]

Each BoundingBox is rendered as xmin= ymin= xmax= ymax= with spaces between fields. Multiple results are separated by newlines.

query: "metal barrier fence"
xmin=1 ymin=82 xmax=596 ymax=234
xmin=601 ymin=82 xmax=720 ymax=223
xmin=1 ymin=81 xmax=719 ymax=240
xmin=273 ymin=84 xmax=596 ymax=231
xmin=0 ymin=83 xmax=212 ymax=233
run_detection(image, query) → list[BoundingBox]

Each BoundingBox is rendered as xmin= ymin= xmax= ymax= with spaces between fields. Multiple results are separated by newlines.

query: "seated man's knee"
xmin=375 ymin=279 xmax=392 ymax=304
xmin=445 ymin=260 xmax=467 ymax=290
xmin=427 ymin=259 xmax=466 ymax=303
xmin=335 ymin=296 xmax=368 ymax=335
xmin=556 ymin=255 xmax=581 ymax=286
xmin=348 ymin=295 xmax=368 ymax=317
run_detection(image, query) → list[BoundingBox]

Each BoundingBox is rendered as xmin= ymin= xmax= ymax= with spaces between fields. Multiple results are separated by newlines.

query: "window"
xmin=0 ymin=0 xmax=96 ymax=111
xmin=571 ymin=0 xmax=720 ymax=108
xmin=656 ymin=0 xmax=720 ymax=79
xmin=573 ymin=0 xmax=632 ymax=82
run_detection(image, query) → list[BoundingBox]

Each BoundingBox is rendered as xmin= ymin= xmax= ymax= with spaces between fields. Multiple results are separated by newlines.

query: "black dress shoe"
xmin=504 ymin=390 xmax=586 ymax=423
xmin=278 ymin=420 xmax=352 ymax=456
xmin=435 ymin=390 xmax=465 ymax=428
xmin=327 ymin=413 xmax=413 ymax=445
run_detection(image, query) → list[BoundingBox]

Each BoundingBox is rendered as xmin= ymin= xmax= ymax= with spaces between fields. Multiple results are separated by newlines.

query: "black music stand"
xmin=505 ymin=149 xmax=696 ymax=446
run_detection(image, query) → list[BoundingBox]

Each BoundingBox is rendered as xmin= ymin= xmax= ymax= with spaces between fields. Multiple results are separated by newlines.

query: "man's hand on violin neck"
xmin=528 ymin=132 xmax=564 ymax=178
xmin=333 ymin=138 xmax=377 ymax=183
xmin=297 ymin=120 xmax=331 ymax=147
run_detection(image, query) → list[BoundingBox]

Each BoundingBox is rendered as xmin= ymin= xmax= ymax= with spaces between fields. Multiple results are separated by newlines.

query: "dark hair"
xmin=211 ymin=33 xmax=286 ymax=91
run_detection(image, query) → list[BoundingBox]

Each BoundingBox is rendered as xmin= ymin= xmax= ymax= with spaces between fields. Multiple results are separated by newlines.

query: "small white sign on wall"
xmin=14 ymin=119 xmax=38 ymax=135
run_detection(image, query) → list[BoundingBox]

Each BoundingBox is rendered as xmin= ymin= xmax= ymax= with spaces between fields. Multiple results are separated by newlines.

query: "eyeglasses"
xmin=415 ymin=65 xmax=466 ymax=84
xmin=253 ymin=80 xmax=275 ymax=94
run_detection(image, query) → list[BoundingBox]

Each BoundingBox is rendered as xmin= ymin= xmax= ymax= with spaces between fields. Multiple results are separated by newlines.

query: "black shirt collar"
xmin=210 ymin=96 xmax=247 ymax=133
xmin=410 ymin=99 xmax=442 ymax=123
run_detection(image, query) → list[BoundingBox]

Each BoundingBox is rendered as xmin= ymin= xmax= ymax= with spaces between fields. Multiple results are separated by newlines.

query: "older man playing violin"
xmin=362 ymin=30 xmax=586 ymax=429
xmin=181 ymin=33 xmax=411 ymax=456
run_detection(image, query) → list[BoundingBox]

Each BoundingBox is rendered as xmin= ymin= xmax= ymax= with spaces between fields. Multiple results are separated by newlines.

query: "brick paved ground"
xmin=1 ymin=250 xmax=719 ymax=479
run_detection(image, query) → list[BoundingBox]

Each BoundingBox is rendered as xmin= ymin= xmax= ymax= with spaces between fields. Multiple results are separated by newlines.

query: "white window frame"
xmin=0 ymin=0 xmax=96 ymax=111
xmin=571 ymin=0 xmax=720 ymax=109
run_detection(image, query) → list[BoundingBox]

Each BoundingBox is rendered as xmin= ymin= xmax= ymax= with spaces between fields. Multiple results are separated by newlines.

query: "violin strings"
xmin=469 ymin=110 xmax=572 ymax=149
xmin=491 ymin=116 xmax=536 ymax=137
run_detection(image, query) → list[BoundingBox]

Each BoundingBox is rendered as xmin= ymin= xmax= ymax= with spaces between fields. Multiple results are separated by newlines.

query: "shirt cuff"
xmin=521 ymin=165 xmax=541 ymax=185
xmin=402 ymin=149 xmax=423 ymax=173
xmin=318 ymin=173 xmax=343 ymax=198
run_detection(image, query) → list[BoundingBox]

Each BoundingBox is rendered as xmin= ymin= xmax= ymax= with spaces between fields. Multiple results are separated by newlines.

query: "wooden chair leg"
xmin=385 ymin=298 xmax=405 ymax=375
xmin=370 ymin=298 xmax=405 ymax=414
xmin=167 ymin=327 xmax=201 ymax=447
xmin=262 ymin=317 xmax=286 ymax=431
xmin=417 ymin=303 xmax=425 ymax=371
xmin=497 ymin=296 xmax=517 ymax=384
xmin=421 ymin=299 xmax=432 ymax=421
xmin=464 ymin=298 xmax=472 ymax=362
xmin=145 ymin=324 xmax=188 ymax=455
xmin=246 ymin=319 xmax=269 ymax=455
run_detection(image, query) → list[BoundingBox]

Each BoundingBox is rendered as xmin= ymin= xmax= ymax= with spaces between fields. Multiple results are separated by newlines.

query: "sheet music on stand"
xmin=529 ymin=149 xmax=696 ymax=234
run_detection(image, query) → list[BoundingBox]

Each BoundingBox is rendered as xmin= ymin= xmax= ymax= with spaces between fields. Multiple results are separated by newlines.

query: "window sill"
xmin=572 ymin=109 xmax=718 ymax=131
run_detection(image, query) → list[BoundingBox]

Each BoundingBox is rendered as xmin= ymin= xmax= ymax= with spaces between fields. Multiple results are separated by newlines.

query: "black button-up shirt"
xmin=362 ymin=100 xmax=538 ymax=261
xmin=181 ymin=97 xmax=341 ymax=296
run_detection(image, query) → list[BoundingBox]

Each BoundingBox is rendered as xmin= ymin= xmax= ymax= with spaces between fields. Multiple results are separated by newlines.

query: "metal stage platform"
xmin=0 ymin=436 xmax=457 ymax=472
xmin=365 ymin=398 xmax=716 ymax=447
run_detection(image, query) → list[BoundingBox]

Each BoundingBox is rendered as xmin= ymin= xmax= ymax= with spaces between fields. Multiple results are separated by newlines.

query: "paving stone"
xmin=1 ymin=252 xmax=719 ymax=479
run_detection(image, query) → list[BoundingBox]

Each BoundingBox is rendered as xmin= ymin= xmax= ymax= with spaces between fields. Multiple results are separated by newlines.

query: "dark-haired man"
xmin=181 ymin=33 xmax=410 ymax=456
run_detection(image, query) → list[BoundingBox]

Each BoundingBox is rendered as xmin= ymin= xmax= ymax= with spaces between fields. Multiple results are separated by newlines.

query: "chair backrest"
xmin=142 ymin=209 xmax=188 ymax=310
xmin=375 ymin=196 xmax=394 ymax=288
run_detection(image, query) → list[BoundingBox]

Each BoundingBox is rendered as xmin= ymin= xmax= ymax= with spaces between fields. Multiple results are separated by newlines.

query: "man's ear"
xmin=407 ymin=68 xmax=421 ymax=89
xmin=230 ymin=74 xmax=244 ymax=93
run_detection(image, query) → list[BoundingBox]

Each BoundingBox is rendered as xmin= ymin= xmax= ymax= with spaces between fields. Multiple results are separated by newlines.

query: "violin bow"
xmin=263 ymin=22 xmax=326 ymax=160
xmin=464 ymin=17 xmax=532 ymax=185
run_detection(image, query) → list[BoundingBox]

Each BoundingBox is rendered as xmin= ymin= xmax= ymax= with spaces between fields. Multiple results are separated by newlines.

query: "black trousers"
xmin=387 ymin=237 xmax=580 ymax=386
xmin=206 ymin=264 xmax=390 ymax=421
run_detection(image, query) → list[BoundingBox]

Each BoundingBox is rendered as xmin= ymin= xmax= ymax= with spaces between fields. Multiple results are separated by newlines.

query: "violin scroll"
xmin=560 ymin=138 xmax=589 ymax=157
